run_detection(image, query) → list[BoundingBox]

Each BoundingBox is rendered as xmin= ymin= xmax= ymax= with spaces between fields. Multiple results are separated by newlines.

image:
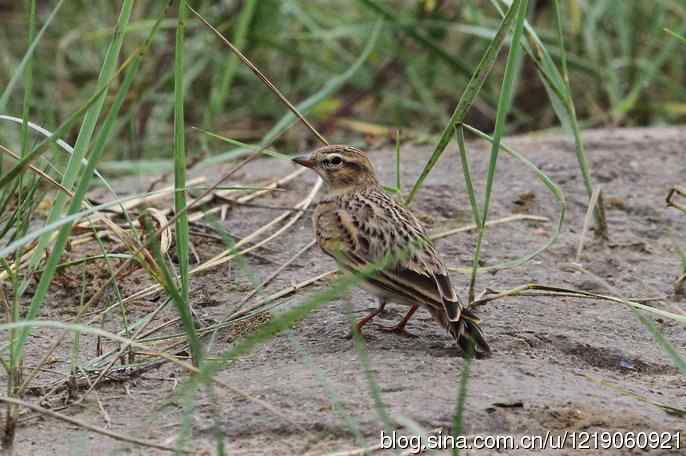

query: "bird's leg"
xmin=347 ymin=298 xmax=387 ymax=338
xmin=374 ymin=304 xmax=419 ymax=337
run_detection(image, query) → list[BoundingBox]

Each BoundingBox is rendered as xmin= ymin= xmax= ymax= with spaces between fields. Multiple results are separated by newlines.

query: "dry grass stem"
xmin=187 ymin=4 xmax=328 ymax=146
xmin=576 ymin=186 xmax=602 ymax=262
xmin=430 ymin=213 xmax=548 ymax=241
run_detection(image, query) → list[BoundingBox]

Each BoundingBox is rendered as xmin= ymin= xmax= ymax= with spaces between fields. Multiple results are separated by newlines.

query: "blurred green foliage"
xmin=0 ymin=0 xmax=684 ymax=162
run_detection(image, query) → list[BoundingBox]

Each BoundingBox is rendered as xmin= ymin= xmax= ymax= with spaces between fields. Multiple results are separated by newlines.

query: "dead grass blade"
xmin=431 ymin=214 xmax=548 ymax=242
xmin=121 ymin=175 xmax=323 ymax=304
xmin=473 ymin=284 xmax=686 ymax=323
xmin=575 ymin=186 xmax=602 ymax=262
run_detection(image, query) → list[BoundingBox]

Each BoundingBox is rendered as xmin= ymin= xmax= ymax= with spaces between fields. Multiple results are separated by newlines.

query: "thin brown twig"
xmin=187 ymin=230 xmax=275 ymax=264
xmin=161 ymin=269 xmax=337 ymax=348
xmin=234 ymin=167 xmax=307 ymax=204
xmin=189 ymin=220 xmax=279 ymax=253
xmin=187 ymin=4 xmax=328 ymax=146
xmin=191 ymin=167 xmax=309 ymax=223
xmin=676 ymin=272 xmax=686 ymax=290
xmin=211 ymin=200 xmax=308 ymax=212
xmin=77 ymin=176 xmax=206 ymax=225
xmin=0 ymin=144 xmax=73 ymax=196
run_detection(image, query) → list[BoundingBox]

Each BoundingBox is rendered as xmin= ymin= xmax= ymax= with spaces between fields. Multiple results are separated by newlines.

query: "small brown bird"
xmin=293 ymin=145 xmax=490 ymax=355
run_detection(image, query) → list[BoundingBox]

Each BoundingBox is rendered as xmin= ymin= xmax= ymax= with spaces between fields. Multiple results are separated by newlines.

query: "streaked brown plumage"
xmin=293 ymin=145 xmax=490 ymax=355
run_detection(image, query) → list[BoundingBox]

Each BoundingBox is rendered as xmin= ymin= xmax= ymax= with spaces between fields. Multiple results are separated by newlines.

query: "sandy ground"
xmin=4 ymin=127 xmax=686 ymax=455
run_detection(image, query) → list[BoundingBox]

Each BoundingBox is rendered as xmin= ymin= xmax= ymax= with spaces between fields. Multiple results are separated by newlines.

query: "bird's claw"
xmin=373 ymin=323 xmax=418 ymax=338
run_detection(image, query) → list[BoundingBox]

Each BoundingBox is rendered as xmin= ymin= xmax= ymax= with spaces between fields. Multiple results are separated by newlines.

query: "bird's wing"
xmin=334 ymin=190 xmax=462 ymax=321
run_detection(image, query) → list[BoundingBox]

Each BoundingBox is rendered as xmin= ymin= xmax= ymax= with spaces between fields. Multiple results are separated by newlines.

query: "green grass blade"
xmin=406 ymin=0 xmax=521 ymax=204
xmin=12 ymin=0 xmax=135 ymax=361
xmin=0 ymin=44 xmax=140 ymax=191
xmin=612 ymin=19 xmax=686 ymax=120
xmin=286 ymin=1 xmax=355 ymax=63
xmin=287 ymin=334 xmax=365 ymax=447
xmin=630 ymin=308 xmax=686 ymax=376
xmin=19 ymin=0 xmax=37 ymax=162
xmin=23 ymin=0 xmax=135 ymax=278
xmin=8 ymin=1 xmax=171 ymax=302
xmin=451 ymin=355 xmax=472 ymax=456
xmin=141 ymin=215 xmax=203 ymax=366
xmin=174 ymin=0 xmax=191 ymax=315
xmin=12 ymin=0 xmax=38 ymax=271
xmin=467 ymin=0 xmax=528 ymax=300
xmin=351 ymin=330 xmax=396 ymax=439
xmin=455 ymin=126 xmax=481 ymax=227
xmin=357 ymin=0 xmax=472 ymax=76
xmin=193 ymin=251 xmax=402 ymax=379
xmin=665 ymin=28 xmax=686 ymax=44
xmin=479 ymin=0 xmax=527 ymax=222
xmin=489 ymin=0 xmax=606 ymax=235
xmin=0 ymin=115 xmax=130 ymax=207
xmin=460 ymin=124 xmax=565 ymax=273
xmin=552 ymin=0 xmax=607 ymax=235
xmin=394 ymin=130 xmax=401 ymax=191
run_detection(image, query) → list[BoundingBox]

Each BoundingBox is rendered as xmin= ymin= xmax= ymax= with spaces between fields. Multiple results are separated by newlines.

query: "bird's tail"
xmin=429 ymin=306 xmax=491 ymax=357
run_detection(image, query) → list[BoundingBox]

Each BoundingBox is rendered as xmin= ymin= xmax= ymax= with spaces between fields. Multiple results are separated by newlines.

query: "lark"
xmin=293 ymin=145 xmax=490 ymax=355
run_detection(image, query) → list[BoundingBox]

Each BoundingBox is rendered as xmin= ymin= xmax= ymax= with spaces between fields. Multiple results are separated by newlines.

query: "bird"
xmin=292 ymin=144 xmax=490 ymax=356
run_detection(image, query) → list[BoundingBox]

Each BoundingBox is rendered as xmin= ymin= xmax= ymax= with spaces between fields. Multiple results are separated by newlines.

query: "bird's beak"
xmin=292 ymin=155 xmax=315 ymax=168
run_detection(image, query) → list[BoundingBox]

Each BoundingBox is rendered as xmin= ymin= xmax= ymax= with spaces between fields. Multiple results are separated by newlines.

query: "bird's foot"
xmin=346 ymin=308 xmax=385 ymax=339
xmin=374 ymin=322 xmax=418 ymax=338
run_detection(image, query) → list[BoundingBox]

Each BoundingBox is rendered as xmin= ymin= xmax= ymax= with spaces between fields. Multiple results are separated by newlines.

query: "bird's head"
xmin=292 ymin=145 xmax=378 ymax=191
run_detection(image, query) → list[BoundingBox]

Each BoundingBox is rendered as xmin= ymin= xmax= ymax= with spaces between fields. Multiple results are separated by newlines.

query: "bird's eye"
xmin=323 ymin=155 xmax=343 ymax=168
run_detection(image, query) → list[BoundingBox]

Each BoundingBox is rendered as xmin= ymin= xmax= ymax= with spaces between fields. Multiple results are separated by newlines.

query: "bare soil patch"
xmin=6 ymin=127 xmax=686 ymax=455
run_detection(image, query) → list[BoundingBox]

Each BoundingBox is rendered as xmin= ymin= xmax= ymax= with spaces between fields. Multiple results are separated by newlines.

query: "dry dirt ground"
xmin=5 ymin=127 xmax=686 ymax=455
